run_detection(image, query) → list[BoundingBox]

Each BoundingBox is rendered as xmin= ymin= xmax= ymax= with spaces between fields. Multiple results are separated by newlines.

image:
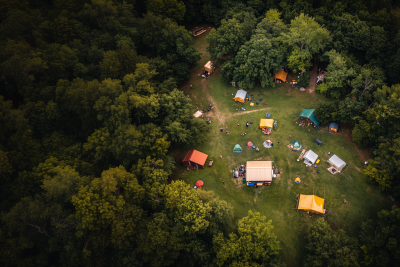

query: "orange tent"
xmin=182 ymin=150 xmax=208 ymax=169
xmin=272 ymin=70 xmax=288 ymax=83
xmin=298 ymin=194 xmax=325 ymax=214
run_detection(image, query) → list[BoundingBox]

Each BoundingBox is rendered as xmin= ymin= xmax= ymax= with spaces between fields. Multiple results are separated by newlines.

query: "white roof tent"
xmin=246 ymin=161 xmax=273 ymax=182
xmin=304 ymin=150 xmax=318 ymax=164
xmin=328 ymin=154 xmax=346 ymax=171
xmin=234 ymin=89 xmax=247 ymax=101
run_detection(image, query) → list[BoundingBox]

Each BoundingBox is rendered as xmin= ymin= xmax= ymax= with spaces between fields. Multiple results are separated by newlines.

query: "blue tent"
xmin=329 ymin=122 xmax=339 ymax=133
xmin=266 ymin=112 xmax=271 ymax=118
xmin=299 ymin=109 xmax=320 ymax=126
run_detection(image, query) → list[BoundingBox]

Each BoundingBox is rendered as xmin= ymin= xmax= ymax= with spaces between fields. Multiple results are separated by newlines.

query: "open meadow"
xmin=173 ymin=29 xmax=391 ymax=266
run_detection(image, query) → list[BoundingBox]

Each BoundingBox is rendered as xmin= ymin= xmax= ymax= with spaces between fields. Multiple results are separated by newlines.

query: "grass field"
xmin=174 ymin=29 xmax=391 ymax=266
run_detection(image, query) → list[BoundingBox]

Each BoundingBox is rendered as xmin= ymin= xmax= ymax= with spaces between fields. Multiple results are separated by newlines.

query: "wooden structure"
xmin=297 ymin=149 xmax=306 ymax=161
xmin=204 ymin=61 xmax=214 ymax=73
xmin=193 ymin=27 xmax=206 ymax=37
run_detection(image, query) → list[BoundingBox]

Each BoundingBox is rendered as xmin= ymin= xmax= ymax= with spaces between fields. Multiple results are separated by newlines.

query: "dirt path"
xmin=308 ymin=67 xmax=318 ymax=93
xmin=232 ymin=107 xmax=270 ymax=116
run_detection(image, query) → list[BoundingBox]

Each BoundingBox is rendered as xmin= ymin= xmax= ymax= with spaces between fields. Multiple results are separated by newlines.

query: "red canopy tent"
xmin=182 ymin=150 xmax=208 ymax=169
xmin=196 ymin=180 xmax=203 ymax=188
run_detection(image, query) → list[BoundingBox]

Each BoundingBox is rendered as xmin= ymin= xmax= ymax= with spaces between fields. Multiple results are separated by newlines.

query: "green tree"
xmin=146 ymin=0 xmax=186 ymax=22
xmin=213 ymin=210 xmax=280 ymax=266
xmin=304 ymin=219 xmax=359 ymax=267
xmin=359 ymin=205 xmax=400 ymax=267
xmin=206 ymin=18 xmax=245 ymax=60
xmin=315 ymin=101 xmax=339 ymax=124
xmin=100 ymin=45 xmax=140 ymax=80
xmin=282 ymin=13 xmax=331 ymax=73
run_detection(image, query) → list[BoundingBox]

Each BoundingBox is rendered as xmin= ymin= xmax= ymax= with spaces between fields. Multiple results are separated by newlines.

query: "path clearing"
xmin=232 ymin=107 xmax=270 ymax=116
xmin=308 ymin=67 xmax=318 ymax=93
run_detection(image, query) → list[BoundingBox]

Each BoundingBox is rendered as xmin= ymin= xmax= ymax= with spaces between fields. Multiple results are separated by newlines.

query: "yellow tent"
xmin=204 ymin=61 xmax=214 ymax=73
xmin=298 ymin=194 xmax=325 ymax=214
xmin=260 ymin=119 xmax=274 ymax=128
xmin=272 ymin=70 xmax=288 ymax=83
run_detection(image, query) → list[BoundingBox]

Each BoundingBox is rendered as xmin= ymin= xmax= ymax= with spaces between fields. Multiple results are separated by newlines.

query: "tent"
xmin=246 ymin=161 xmax=273 ymax=182
xmin=304 ymin=150 xmax=318 ymax=164
xmin=328 ymin=154 xmax=346 ymax=172
xmin=266 ymin=112 xmax=271 ymax=118
xmin=234 ymin=89 xmax=247 ymax=103
xmin=196 ymin=180 xmax=204 ymax=188
xmin=272 ymin=70 xmax=288 ymax=83
xmin=260 ymin=119 xmax=274 ymax=129
xmin=263 ymin=140 xmax=273 ymax=148
xmin=299 ymin=109 xmax=320 ymax=126
xmin=233 ymin=144 xmax=242 ymax=153
xmin=298 ymin=194 xmax=325 ymax=214
xmin=193 ymin=110 xmax=202 ymax=118
xmin=295 ymin=177 xmax=301 ymax=184
xmin=182 ymin=150 xmax=208 ymax=169
xmin=204 ymin=61 xmax=214 ymax=73
xmin=290 ymin=141 xmax=302 ymax=151
xmin=329 ymin=122 xmax=339 ymax=133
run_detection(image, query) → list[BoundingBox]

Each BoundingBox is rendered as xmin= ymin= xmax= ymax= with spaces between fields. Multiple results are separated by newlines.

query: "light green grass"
xmin=175 ymin=31 xmax=390 ymax=267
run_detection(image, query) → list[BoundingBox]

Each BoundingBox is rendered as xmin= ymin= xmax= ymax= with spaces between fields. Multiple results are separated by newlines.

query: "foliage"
xmin=146 ymin=0 xmax=186 ymax=22
xmin=314 ymin=101 xmax=339 ymax=124
xmin=359 ymin=205 xmax=400 ymax=267
xmin=303 ymin=219 xmax=360 ymax=267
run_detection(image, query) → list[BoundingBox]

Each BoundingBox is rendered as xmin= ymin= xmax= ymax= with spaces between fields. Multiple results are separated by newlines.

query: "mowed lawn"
xmin=175 ymin=29 xmax=391 ymax=267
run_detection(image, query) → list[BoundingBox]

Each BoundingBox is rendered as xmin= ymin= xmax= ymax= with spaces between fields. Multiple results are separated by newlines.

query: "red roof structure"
xmin=182 ymin=150 xmax=208 ymax=169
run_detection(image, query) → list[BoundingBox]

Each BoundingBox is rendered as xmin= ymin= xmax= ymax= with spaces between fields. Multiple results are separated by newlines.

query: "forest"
xmin=0 ymin=0 xmax=399 ymax=266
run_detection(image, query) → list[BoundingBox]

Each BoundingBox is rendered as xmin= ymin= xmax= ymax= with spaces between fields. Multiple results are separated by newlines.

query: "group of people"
xmin=220 ymin=127 xmax=229 ymax=134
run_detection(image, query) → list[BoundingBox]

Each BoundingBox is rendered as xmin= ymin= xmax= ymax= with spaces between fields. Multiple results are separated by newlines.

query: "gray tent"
xmin=234 ymin=89 xmax=247 ymax=103
xmin=328 ymin=154 xmax=346 ymax=171
xmin=304 ymin=150 xmax=318 ymax=164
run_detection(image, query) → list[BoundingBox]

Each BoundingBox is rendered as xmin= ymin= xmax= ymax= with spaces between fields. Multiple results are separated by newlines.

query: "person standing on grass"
xmin=246 ymin=122 xmax=249 ymax=127
xmin=289 ymin=135 xmax=291 ymax=139
xmin=190 ymin=84 xmax=192 ymax=89
xmin=223 ymin=180 xmax=225 ymax=185
xmin=220 ymin=127 xmax=223 ymax=133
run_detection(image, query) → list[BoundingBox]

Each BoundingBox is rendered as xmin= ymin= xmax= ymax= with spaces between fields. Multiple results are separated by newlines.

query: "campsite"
xmin=173 ymin=29 xmax=391 ymax=266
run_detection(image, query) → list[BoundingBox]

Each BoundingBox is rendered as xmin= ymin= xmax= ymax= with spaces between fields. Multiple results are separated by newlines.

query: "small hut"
xmin=204 ymin=61 xmax=214 ymax=73
xmin=234 ymin=89 xmax=247 ymax=103
xmin=327 ymin=154 xmax=346 ymax=172
xmin=329 ymin=122 xmax=339 ymax=133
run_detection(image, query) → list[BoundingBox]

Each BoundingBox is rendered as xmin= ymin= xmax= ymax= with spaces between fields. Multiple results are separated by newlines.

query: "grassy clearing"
xmin=175 ymin=30 xmax=390 ymax=267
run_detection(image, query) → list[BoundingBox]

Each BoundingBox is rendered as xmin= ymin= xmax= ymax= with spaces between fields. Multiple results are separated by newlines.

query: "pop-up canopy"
xmin=260 ymin=119 xmax=274 ymax=128
xmin=299 ymin=109 xmax=320 ymax=126
xmin=298 ymin=194 xmax=325 ymax=214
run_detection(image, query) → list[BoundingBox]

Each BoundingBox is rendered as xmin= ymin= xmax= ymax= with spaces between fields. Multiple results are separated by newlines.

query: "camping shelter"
xmin=204 ymin=61 xmax=214 ymax=73
xmin=246 ymin=161 xmax=273 ymax=182
xmin=290 ymin=141 xmax=302 ymax=151
xmin=329 ymin=122 xmax=339 ymax=133
xmin=272 ymin=70 xmax=288 ymax=83
xmin=234 ymin=89 xmax=247 ymax=103
xmin=260 ymin=119 xmax=274 ymax=129
xmin=193 ymin=110 xmax=202 ymax=118
xmin=196 ymin=180 xmax=204 ymax=188
xmin=328 ymin=154 xmax=346 ymax=172
xmin=182 ymin=150 xmax=208 ymax=169
xmin=304 ymin=150 xmax=318 ymax=164
xmin=233 ymin=144 xmax=242 ymax=153
xmin=299 ymin=109 xmax=320 ymax=126
xmin=298 ymin=194 xmax=325 ymax=214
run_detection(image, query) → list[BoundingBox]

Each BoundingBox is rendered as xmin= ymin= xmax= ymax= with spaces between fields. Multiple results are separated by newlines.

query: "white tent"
xmin=328 ymin=154 xmax=346 ymax=171
xmin=193 ymin=110 xmax=203 ymax=118
xmin=304 ymin=150 xmax=318 ymax=164
xmin=246 ymin=161 xmax=273 ymax=182
xmin=234 ymin=89 xmax=247 ymax=103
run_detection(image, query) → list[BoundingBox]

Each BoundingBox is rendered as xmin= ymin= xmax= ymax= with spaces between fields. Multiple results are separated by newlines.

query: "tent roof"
xmin=193 ymin=110 xmax=202 ymax=118
xmin=182 ymin=150 xmax=208 ymax=166
xmin=299 ymin=109 xmax=320 ymax=126
xmin=329 ymin=122 xmax=339 ymax=129
xmin=304 ymin=150 xmax=318 ymax=164
xmin=298 ymin=195 xmax=325 ymax=213
xmin=291 ymin=140 xmax=302 ymax=148
xmin=233 ymin=144 xmax=242 ymax=150
xmin=260 ymin=119 xmax=274 ymax=128
xmin=246 ymin=161 xmax=273 ymax=182
xmin=328 ymin=154 xmax=346 ymax=169
xmin=204 ymin=61 xmax=213 ymax=68
xmin=273 ymin=70 xmax=288 ymax=82
xmin=235 ymin=89 xmax=247 ymax=100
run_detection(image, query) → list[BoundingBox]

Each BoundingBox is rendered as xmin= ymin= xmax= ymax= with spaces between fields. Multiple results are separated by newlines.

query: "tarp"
xmin=298 ymin=194 xmax=325 ymax=214
xmin=193 ymin=111 xmax=202 ymax=118
xmin=328 ymin=154 xmax=346 ymax=171
xmin=246 ymin=161 xmax=273 ymax=182
xmin=260 ymin=119 xmax=274 ymax=128
xmin=233 ymin=144 xmax=242 ymax=153
xmin=273 ymin=70 xmax=288 ymax=82
xmin=204 ymin=61 xmax=213 ymax=73
xmin=329 ymin=122 xmax=339 ymax=133
xmin=299 ymin=109 xmax=320 ymax=126
xmin=182 ymin=150 xmax=208 ymax=167
xmin=304 ymin=150 xmax=318 ymax=164
xmin=234 ymin=89 xmax=247 ymax=103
